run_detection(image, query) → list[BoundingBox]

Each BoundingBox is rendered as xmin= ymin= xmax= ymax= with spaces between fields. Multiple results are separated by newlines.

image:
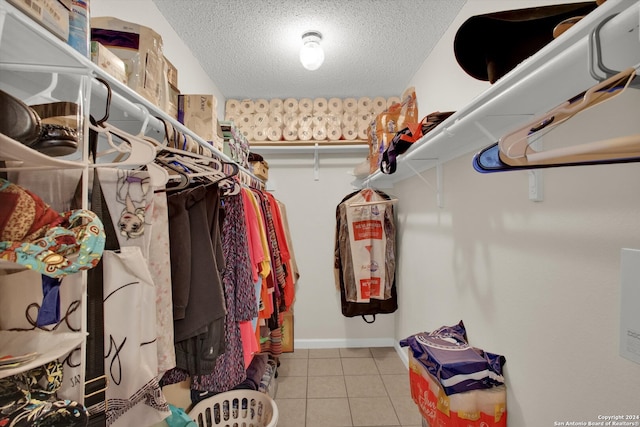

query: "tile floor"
xmin=274 ymin=347 xmax=424 ymax=427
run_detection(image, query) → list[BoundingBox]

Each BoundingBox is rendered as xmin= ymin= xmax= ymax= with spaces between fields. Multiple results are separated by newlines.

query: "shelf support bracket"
xmin=405 ymin=160 xmax=444 ymax=208
xmin=473 ymin=121 xmax=499 ymax=143
xmin=313 ymin=142 xmax=320 ymax=181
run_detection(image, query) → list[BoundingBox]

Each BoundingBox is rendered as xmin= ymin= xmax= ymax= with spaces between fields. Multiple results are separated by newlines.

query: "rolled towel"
xmin=283 ymin=112 xmax=298 ymax=128
xmin=328 ymin=97 xmax=343 ymax=114
xmin=267 ymin=126 xmax=282 ymax=141
xmin=283 ymin=126 xmax=297 ymax=141
xmin=357 ymin=123 xmax=369 ymax=140
xmin=312 ymin=114 xmax=326 ymax=128
xmin=312 ymin=125 xmax=327 ymax=141
xmin=269 ymin=98 xmax=284 ymax=112
xmin=342 ymin=126 xmax=357 ymax=140
xmin=240 ymin=99 xmax=255 ymax=114
xmin=253 ymin=127 xmax=267 ymax=141
xmin=343 ymin=97 xmax=357 ymax=113
xmin=298 ymin=114 xmax=313 ymax=128
xmin=313 ymin=97 xmax=328 ymax=113
xmin=298 ymin=98 xmax=313 ymax=114
xmin=268 ymin=112 xmax=283 ymax=128
xmin=239 ymin=125 xmax=252 ymax=140
xmin=238 ymin=113 xmax=253 ymax=127
xmin=342 ymin=111 xmax=357 ymax=127
xmin=254 ymin=98 xmax=269 ymax=113
xmin=226 ymin=99 xmax=240 ymax=115
xmin=326 ymin=113 xmax=342 ymax=128
xmin=372 ymin=97 xmax=387 ymax=114
xmin=253 ymin=112 xmax=268 ymax=129
xmin=387 ymin=96 xmax=401 ymax=108
xmin=327 ymin=125 xmax=342 ymax=140
xmin=283 ymin=97 xmax=298 ymax=113
xmin=357 ymin=96 xmax=372 ymax=112
xmin=357 ymin=112 xmax=373 ymax=128
xmin=297 ymin=126 xmax=312 ymax=141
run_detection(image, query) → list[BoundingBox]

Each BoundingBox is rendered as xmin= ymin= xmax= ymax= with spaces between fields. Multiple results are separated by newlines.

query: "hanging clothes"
xmin=334 ymin=188 xmax=398 ymax=321
xmin=167 ymin=184 xmax=226 ymax=376
xmin=190 ymin=192 xmax=257 ymax=392
xmin=277 ymin=200 xmax=299 ymax=309
xmin=148 ymin=191 xmax=176 ymax=375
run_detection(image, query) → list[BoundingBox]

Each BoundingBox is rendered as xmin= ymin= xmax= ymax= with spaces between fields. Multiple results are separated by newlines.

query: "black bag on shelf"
xmin=380 ymin=111 xmax=455 ymax=174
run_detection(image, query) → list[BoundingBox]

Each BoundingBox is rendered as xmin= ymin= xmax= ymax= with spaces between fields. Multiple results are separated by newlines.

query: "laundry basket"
xmin=188 ymin=389 xmax=278 ymax=427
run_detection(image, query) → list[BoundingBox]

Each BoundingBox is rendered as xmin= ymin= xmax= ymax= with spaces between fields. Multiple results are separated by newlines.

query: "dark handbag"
xmin=380 ymin=111 xmax=455 ymax=174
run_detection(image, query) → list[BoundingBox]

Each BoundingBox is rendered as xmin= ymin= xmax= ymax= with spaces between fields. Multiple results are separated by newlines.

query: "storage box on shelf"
xmin=6 ymin=0 xmax=69 ymax=41
xmin=178 ymin=94 xmax=220 ymax=148
xmin=91 ymin=16 xmax=164 ymax=107
xmin=90 ymin=40 xmax=127 ymax=85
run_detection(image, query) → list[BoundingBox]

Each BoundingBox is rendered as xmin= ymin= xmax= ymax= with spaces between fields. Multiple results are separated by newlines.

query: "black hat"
xmin=454 ymin=2 xmax=598 ymax=83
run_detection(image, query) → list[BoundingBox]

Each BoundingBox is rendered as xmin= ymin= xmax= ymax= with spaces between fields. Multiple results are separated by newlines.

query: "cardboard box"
xmin=91 ymin=17 xmax=164 ymax=106
xmin=164 ymin=56 xmax=178 ymax=88
xmin=164 ymin=83 xmax=179 ymax=120
xmin=90 ymin=41 xmax=127 ymax=85
xmin=8 ymin=0 xmax=69 ymax=41
xmin=178 ymin=94 xmax=218 ymax=144
xmin=250 ymin=160 xmax=269 ymax=181
xmin=408 ymin=352 xmax=507 ymax=427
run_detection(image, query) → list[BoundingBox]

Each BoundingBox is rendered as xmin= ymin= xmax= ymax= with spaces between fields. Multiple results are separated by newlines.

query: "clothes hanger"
xmin=473 ymin=137 xmax=640 ymax=174
xmin=88 ymin=78 xmax=156 ymax=168
xmin=348 ymin=198 xmax=398 ymax=207
xmin=153 ymin=157 xmax=190 ymax=192
xmin=474 ymin=69 xmax=640 ymax=173
xmin=348 ymin=187 xmax=398 ymax=207
xmin=498 ymin=66 xmax=639 ymax=166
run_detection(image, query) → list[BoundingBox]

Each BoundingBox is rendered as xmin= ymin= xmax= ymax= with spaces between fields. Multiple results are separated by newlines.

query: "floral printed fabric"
xmin=0 ymin=184 xmax=105 ymax=279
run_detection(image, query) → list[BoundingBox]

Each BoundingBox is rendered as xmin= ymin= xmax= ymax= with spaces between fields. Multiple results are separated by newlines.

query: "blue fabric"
xmin=165 ymin=404 xmax=197 ymax=427
xmin=36 ymin=275 xmax=61 ymax=327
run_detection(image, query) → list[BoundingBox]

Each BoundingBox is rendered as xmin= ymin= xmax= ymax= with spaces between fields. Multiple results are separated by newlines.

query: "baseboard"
xmin=294 ymin=337 xmax=395 ymax=349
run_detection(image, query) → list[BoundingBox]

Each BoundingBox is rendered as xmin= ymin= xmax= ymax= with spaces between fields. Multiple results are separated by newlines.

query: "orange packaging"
xmin=368 ymin=88 xmax=418 ymax=174
xmin=409 ymin=352 xmax=507 ymax=427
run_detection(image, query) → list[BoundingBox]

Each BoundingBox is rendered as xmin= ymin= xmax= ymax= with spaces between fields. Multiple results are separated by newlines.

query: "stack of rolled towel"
xmin=225 ymin=96 xmax=402 ymax=143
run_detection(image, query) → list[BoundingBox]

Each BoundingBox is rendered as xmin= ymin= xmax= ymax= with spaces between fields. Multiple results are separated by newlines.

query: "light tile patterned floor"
xmin=275 ymin=347 xmax=424 ymax=427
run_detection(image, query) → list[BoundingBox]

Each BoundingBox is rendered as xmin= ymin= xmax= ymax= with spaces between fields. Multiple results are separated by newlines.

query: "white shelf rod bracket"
xmin=473 ymin=121 xmax=499 ymax=143
xmin=405 ymin=159 xmax=444 ymax=208
xmin=313 ymin=142 xmax=320 ymax=181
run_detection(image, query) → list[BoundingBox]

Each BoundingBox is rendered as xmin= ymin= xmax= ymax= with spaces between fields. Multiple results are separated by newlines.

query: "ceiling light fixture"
xmin=300 ymin=31 xmax=324 ymax=71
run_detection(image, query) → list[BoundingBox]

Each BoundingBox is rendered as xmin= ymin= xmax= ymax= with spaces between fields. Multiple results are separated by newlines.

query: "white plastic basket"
xmin=188 ymin=389 xmax=278 ymax=427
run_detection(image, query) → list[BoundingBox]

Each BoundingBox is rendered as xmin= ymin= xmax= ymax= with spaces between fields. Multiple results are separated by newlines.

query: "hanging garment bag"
xmin=335 ymin=189 xmax=397 ymax=323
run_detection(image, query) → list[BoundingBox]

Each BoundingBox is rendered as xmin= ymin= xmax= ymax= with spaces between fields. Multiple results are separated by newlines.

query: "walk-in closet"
xmin=1 ymin=0 xmax=639 ymax=426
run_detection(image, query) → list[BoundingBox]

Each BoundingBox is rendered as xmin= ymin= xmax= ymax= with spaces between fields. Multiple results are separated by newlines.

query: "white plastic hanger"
xmin=498 ymin=66 xmax=639 ymax=166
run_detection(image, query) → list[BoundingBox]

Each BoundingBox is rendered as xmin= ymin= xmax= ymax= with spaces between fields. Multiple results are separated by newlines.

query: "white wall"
xmin=265 ymin=153 xmax=396 ymax=348
xmin=398 ymin=0 xmax=640 ymax=425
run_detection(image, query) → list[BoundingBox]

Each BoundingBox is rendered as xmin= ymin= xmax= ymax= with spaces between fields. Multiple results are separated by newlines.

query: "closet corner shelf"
xmin=0 ymin=330 xmax=86 ymax=379
xmin=250 ymin=140 xmax=369 ymax=155
xmin=356 ymin=0 xmax=640 ymax=188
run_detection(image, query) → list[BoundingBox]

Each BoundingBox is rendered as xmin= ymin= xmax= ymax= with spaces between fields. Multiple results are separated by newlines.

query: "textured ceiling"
xmin=151 ymin=0 xmax=467 ymax=100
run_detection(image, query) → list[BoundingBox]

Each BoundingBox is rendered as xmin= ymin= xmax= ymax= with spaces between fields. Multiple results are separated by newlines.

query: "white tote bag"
xmin=102 ymin=248 xmax=170 ymax=426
